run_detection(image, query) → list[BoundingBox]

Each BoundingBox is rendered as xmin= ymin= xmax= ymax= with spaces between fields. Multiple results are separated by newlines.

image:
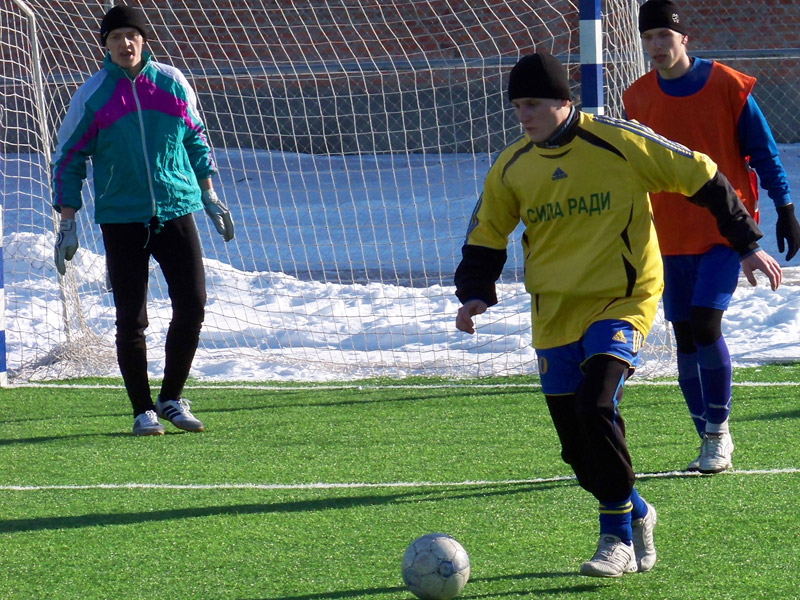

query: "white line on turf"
xmin=5 ymin=381 xmax=799 ymax=390
xmin=2 ymin=468 xmax=799 ymax=492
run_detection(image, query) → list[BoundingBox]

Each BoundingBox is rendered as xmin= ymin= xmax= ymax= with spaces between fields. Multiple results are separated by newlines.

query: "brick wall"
xmin=3 ymin=0 xmax=799 ymax=154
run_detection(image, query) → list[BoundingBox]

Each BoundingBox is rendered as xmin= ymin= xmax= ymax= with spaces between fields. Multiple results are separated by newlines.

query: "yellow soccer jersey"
xmin=465 ymin=111 xmax=718 ymax=349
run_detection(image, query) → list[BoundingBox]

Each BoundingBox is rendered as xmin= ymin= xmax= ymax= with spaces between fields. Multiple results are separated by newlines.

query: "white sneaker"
xmin=698 ymin=432 xmax=733 ymax=473
xmin=132 ymin=410 xmax=165 ymax=436
xmin=631 ymin=501 xmax=657 ymax=572
xmin=686 ymin=447 xmax=702 ymax=472
xmin=155 ymin=396 xmax=205 ymax=432
xmin=579 ymin=534 xmax=637 ymax=578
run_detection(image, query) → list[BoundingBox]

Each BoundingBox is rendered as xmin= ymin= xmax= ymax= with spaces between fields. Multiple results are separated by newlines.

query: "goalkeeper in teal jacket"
xmin=454 ymin=52 xmax=781 ymax=578
xmin=50 ymin=6 xmax=234 ymax=436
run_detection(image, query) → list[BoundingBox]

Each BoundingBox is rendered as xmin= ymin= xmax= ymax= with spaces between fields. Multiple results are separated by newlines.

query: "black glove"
xmin=776 ymin=203 xmax=800 ymax=261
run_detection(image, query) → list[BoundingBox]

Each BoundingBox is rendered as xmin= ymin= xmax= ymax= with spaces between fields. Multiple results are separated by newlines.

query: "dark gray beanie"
xmin=507 ymin=52 xmax=571 ymax=102
xmin=100 ymin=6 xmax=149 ymax=46
xmin=638 ymin=0 xmax=687 ymax=34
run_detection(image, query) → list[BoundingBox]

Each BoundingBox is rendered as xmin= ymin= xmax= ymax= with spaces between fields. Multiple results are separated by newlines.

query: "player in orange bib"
xmin=623 ymin=0 xmax=800 ymax=474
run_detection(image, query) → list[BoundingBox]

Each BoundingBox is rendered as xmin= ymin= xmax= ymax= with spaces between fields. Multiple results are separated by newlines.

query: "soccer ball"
xmin=401 ymin=533 xmax=470 ymax=600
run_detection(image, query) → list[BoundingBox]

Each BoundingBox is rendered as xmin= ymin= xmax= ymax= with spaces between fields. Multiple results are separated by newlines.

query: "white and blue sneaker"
xmin=579 ymin=534 xmax=637 ymax=577
xmin=155 ymin=396 xmax=205 ymax=432
xmin=132 ymin=410 xmax=165 ymax=436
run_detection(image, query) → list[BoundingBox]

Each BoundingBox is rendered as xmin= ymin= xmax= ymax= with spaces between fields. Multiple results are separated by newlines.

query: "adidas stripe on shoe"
xmin=155 ymin=396 xmax=205 ymax=432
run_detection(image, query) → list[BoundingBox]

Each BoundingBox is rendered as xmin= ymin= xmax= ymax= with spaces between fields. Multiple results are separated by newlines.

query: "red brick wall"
xmin=4 ymin=0 xmax=799 ymax=149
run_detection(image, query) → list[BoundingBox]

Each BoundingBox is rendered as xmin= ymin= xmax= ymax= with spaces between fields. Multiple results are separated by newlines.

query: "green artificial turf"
xmin=1 ymin=364 xmax=798 ymax=599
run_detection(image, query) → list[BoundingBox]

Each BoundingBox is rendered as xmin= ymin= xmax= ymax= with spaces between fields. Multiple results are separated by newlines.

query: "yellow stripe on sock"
xmin=598 ymin=501 xmax=633 ymax=515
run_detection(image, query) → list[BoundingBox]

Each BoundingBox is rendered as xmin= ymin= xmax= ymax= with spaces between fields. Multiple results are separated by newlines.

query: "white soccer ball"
xmin=401 ymin=533 xmax=470 ymax=600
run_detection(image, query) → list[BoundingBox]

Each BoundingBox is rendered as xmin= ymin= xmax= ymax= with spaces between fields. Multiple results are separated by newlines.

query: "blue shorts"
xmin=535 ymin=320 xmax=644 ymax=395
xmin=661 ymin=245 xmax=740 ymax=323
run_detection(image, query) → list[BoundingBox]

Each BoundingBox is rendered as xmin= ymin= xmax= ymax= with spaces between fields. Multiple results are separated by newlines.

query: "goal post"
xmin=2 ymin=0 xmax=117 ymax=384
xmin=1 ymin=0 xmax=663 ymax=383
xmin=579 ymin=0 xmax=605 ymax=115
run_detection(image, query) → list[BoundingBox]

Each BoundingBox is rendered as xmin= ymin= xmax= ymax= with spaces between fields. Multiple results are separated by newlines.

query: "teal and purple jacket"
xmin=51 ymin=51 xmax=216 ymax=225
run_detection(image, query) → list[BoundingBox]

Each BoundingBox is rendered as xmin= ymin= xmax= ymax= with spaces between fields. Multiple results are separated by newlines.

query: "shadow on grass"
xmin=198 ymin=387 xmax=524 ymax=415
xmin=0 ymin=388 xmax=525 ymax=443
xmin=244 ymin=584 xmax=407 ymax=599
xmin=0 ymin=431 xmax=131 ymax=446
xmin=0 ymin=427 xmax=201 ymax=445
xmin=243 ymin=571 xmax=598 ymax=599
xmin=0 ymin=480 xmax=574 ymax=534
xmin=0 ymin=409 xmax=130 ymax=425
xmin=736 ymin=408 xmax=800 ymax=422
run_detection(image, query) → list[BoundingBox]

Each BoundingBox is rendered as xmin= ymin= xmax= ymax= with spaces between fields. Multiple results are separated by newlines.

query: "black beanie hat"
xmin=100 ymin=5 xmax=149 ymax=46
xmin=638 ymin=0 xmax=687 ymax=34
xmin=507 ymin=52 xmax=571 ymax=103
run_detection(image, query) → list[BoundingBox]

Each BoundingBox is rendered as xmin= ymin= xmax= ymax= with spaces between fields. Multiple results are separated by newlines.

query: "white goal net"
xmin=2 ymin=0 xmax=665 ymax=383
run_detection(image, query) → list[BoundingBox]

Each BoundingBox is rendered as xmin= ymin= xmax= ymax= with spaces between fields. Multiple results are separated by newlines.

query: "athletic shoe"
xmin=155 ymin=396 xmax=205 ymax=432
xmin=579 ymin=534 xmax=637 ymax=578
xmin=698 ymin=432 xmax=733 ymax=473
xmin=686 ymin=447 xmax=702 ymax=472
xmin=631 ymin=501 xmax=657 ymax=572
xmin=133 ymin=410 xmax=165 ymax=436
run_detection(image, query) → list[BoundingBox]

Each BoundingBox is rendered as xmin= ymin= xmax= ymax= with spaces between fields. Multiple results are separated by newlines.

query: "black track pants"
xmin=101 ymin=214 xmax=206 ymax=416
xmin=544 ymin=355 xmax=635 ymax=503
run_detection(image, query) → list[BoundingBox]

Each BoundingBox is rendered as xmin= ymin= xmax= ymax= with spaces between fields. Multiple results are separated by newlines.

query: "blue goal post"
xmin=580 ymin=0 xmax=605 ymax=115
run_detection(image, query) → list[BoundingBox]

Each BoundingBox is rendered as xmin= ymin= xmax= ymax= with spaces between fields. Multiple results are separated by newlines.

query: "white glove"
xmin=201 ymin=188 xmax=234 ymax=242
xmin=54 ymin=218 xmax=79 ymax=276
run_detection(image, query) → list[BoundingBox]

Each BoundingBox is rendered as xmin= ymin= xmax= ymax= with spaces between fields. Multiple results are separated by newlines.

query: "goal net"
xmin=2 ymin=0 xmax=663 ymax=383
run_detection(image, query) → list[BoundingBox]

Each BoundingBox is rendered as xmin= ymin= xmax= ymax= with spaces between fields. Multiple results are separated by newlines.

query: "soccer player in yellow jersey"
xmin=454 ymin=52 xmax=781 ymax=578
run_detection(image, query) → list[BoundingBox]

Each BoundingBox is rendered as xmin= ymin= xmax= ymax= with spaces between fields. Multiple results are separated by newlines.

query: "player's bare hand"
xmin=741 ymin=249 xmax=782 ymax=291
xmin=456 ymin=299 xmax=488 ymax=334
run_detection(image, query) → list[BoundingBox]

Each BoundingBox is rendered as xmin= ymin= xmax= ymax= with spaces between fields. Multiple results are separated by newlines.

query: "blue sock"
xmin=697 ymin=337 xmax=732 ymax=429
xmin=630 ymin=487 xmax=648 ymax=521
xmin=677 ymin=351 xmax=705 ymax=437
xmin=599 ymin=497 xmax=633 ymax=543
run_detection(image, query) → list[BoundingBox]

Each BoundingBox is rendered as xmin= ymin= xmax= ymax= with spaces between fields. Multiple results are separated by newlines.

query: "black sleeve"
xmin=454 ymin=244 xmax=507 ymax=306
xmin=687 ymin=171 xmax=762 ymax=256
